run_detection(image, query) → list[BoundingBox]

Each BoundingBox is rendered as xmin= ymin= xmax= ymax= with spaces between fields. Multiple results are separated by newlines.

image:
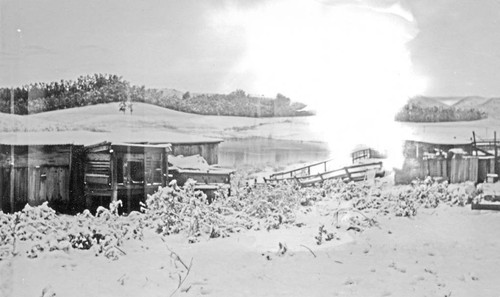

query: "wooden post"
xmin=161 ymin=148 xmax=168 ymax=187
xmin=0 ymin=165 xmax=3 ymax=212
xmin=67 ymin=145 xmax=73 ymax=210
xmin=495 ymin=131 xmax=498 ymax=175
xmin=143 ymin=150 xmax=148 ymax=207
xmin=472 ymin=131 xmax=477 ymax=156
xmin=10 ymin=145 xmax=15 ymax=213
xmin=344 ymin=167 xmax=352 ymax=182
xmin=9 ymin=89 xmax=15 ymax=212
xmin=427 ymin=158 xmax=431 ymax=177
xmin=110 ymin=149 xmax=118 ymax=203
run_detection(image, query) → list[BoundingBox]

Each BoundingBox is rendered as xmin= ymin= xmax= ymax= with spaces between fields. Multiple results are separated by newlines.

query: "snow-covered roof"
xmin=0 ymin=131 xmax=222 ymax=146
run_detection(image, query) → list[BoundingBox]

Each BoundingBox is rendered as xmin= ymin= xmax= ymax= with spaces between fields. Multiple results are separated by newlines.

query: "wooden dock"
xmin=265 ymin=160 xmax=384 ymax=187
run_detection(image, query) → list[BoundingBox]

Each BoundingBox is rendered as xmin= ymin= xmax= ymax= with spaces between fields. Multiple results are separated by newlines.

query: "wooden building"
xmin=0 ymin=131 xmax=227 ymax=213
xmin=395 ymin=138 xmax=495 ymax=184
xmin=402 ymin=140 xmax=473 ymax=159
xmin=0 ymin=141 xmax=85 ymax=213
xmin=169 ymin=141 xmax=220 ymax=165
xmin=84 ymin=142 xmax=170 ymax=213
xmin=122 ymin=132 xmax=223 ymax=165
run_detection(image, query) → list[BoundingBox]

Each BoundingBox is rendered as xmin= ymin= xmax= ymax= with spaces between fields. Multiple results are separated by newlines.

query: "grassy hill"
xmin=396 ymin=95 xmax=488 ymax=122
xmin=15 ymin=102 xmax=322 ymax=142
xmin=0 ymin=112 xmax=72 ymax=132
xmin=452 ymin=96 xmax=490 ymax=109
xmin=0 ymin=74 xmax=313 ymax=118
xmin=408 ymin=96 xmax=450 ymax=108
xmin=408 ymin=95 xmax=495 ymax=111
xmin=478 ymin=98 xmax=500 ymax=119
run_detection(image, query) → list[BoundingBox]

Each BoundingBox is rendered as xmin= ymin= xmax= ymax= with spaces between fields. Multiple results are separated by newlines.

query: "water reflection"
xmin=218 ymin=137 xmax=332 ymax=169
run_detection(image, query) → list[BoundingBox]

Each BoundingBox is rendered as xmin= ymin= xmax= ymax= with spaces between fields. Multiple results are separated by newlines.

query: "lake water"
xmin=218 ymin=137 xmax=332 ymax=170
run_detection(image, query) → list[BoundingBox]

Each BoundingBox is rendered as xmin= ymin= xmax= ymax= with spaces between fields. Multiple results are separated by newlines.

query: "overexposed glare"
xmin=212 ymin=1 xmax=426 ymax=168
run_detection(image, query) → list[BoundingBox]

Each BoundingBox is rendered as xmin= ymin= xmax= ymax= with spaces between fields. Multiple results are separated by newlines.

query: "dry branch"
xmin=300 ymin=244 xmax=317 ymax=258
xmin=162 ymin=238 xmax=194 ymax=297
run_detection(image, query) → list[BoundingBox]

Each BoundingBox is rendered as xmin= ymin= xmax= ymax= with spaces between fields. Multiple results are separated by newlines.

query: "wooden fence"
xmin=420 ymin=156 xmax=494 ymax=183
xmin=0 ymin=144 xmax=85 ymax=213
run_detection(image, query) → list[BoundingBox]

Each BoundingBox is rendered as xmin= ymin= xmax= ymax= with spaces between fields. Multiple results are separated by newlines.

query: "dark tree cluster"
xmin=139 ymin=91 xmax=313 ymax=117
xmin=395 ymin=103 xmax=487 ymax=122
xmin=0 ymin=74 xmax=143 ymax=115
xmin=0 ymin=74 xmax=313 ymax=117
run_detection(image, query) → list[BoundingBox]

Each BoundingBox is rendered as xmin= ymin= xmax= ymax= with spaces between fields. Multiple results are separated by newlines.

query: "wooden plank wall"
xmin=424 ymin=157 xmax=448 ymax=178
xmin=0 ymin=146 xmax=71 ymax=167
xmin=0 ymin=145 xmax=82 ymax=213
xmin=14 ymin=166 xmax=69 ymax=209
xmin=449 ymin=157 xmax=478 ymax=183
xmin=478 ymin=157 xmax=496 ymax=183
xmin=171 ymin=143 xmax=219 ymax=165
xmin=424 ymin=156 xmax=480 ymax=183
xmin=69 ymin=147 xmax=86 ymax=213
xmin=145 ymin=151 xmax=163 ymax=184
xmin=397 ymin=156 xmax=496 ymax=185
xmin=0 ymin=168 xmax=9 ymax=211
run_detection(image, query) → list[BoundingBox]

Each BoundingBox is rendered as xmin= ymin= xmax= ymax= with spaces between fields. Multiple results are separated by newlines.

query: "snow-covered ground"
xmin=2 ymin=103 xmax=500 ymax=297
xmin=2 ymin=202 xmax=500 ymax=297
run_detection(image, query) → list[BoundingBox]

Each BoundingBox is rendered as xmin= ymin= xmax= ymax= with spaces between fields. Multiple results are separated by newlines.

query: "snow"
xmin=169 ymin=155 xmax=211 ymax=171
xmin=2 ymin=199 xmax=500 ymax=297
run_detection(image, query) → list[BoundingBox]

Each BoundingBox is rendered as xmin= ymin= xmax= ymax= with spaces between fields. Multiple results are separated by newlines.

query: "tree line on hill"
xmin=0 ymin=74 xmax=313 ymax=117
xmin=395 ymin=102 xmax=487 ymax=122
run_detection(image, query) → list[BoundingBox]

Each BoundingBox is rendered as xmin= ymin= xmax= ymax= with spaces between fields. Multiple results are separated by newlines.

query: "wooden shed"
xmin=395 ymin=138 xmax=496 ymax=184
xmin=169 ymin=141 xmax=220 ymax=165
xmin=0 ymin=142 xmax=85 ymax=213
xmin=84 ymin=142 xmax=170 ymax=213
xmin=120 ymin=131 xmax=223 ymax=165
xmin=402 ymin=140 xmax=473 ymax=159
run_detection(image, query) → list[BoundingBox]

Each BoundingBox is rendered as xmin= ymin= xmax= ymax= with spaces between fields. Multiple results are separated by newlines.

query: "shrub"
xmin=395 ymin=103 xmax=486 ymax=122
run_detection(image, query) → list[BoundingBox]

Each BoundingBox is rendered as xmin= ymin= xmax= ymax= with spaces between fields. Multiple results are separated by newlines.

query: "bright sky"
xmin=2 ymin=0 xmax=500 ymax=98
xmin=2 ymin=0 xmax=498 ymax=164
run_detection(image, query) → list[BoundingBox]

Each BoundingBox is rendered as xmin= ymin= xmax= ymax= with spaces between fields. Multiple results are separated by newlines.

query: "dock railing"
xmin=268 ymin=158 xmax=335 ymax=180
xmin=266 ymin=161 xmax=383 ymax=187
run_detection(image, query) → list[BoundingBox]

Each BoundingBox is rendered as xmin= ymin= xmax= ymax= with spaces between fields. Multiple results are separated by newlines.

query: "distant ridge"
xmin=452 ymin=96 xmax=490 ymax=109
xmin=409 ymin=95 xmax=498 ymax=112
xmin=404 ymin=95 xmax=500 ymax=120
xmin=479 ymin=97 xmax=500 ymax=118
xmin=408 ymin=96 xmax=449 ymax=108
xmin=397 ymin=95 xmax=489 ymax=122
xmin=160 ymin=88 xmax=184 ymax=99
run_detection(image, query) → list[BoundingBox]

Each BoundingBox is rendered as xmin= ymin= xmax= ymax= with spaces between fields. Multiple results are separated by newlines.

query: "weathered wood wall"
xmin=0 ymin=145 xmax=85 ymax=213
xmin=395 ymin=156 xmax=494 ymax=184
xmin=403 ymin=140 xmax=473 ymax=159
xmin=171 ymin=143 xmax=219 ymax=165
xmin=84 ymin=143 xmax=168 ymax=213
